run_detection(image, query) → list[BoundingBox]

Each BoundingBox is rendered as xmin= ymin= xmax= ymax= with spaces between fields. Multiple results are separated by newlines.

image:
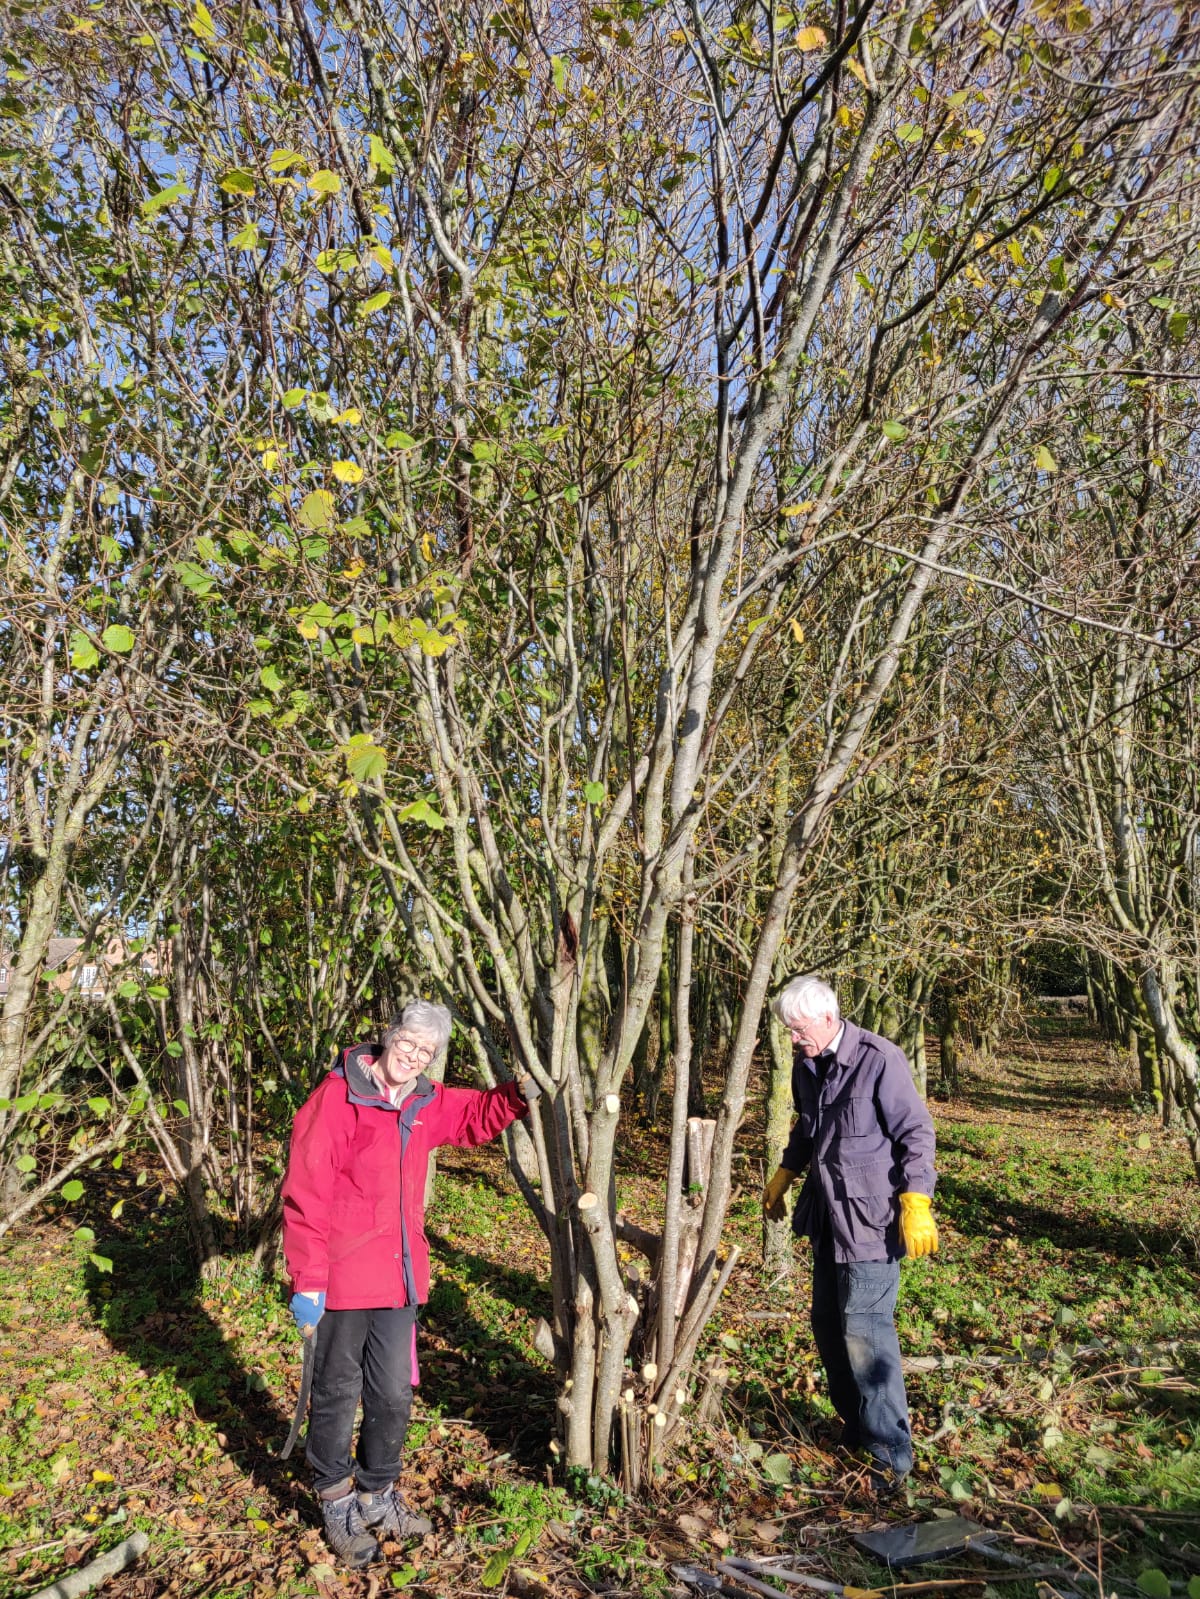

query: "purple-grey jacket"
xmin=781 ymin=1019 xmax=936 ymax=1263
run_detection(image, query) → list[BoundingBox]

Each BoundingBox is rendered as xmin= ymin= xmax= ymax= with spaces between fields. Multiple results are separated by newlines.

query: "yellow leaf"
xmin=420 ymin=534 xmax=434 ymax=562
xmin=846 ymin=56 xmax=868 ymax=85
xmin=331 ymin=460 xmax=363 ymax=484
xmin=1035 ymin=445 xmax=1058 ymax=473
xmin=188 ymin=1 xmax=216 ymax=40
xmin=780 ymin=500 xmax=816 ymax=516
xmin=795 ymin=25 xmax=827 ymax=48
xmin=369 ymin=243 xmax=394 ymax=271
xmin=789 ymin=618 xmax=805 ymax=644
xmin=260 ymin=448 xmax=279 ymax=470
xmin=92 ymin=1469 xmax=114 ymax=1483
xmin=334 ymin=408 xmax=362 ymax=426
xmin=297 ymin=619 xmax=320 ymax=640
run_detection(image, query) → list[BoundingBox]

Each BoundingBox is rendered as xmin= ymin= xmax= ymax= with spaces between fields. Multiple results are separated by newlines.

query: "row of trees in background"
xmin=2 ymin=0 xmax=1198 ymax=1479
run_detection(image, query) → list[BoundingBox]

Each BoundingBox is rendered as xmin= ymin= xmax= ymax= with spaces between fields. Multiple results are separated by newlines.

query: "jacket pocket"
xmin=831 ymin=1097 xmax=879 ymax=1138
xmin=834 ymin=1157 xmax=893 ymax=1197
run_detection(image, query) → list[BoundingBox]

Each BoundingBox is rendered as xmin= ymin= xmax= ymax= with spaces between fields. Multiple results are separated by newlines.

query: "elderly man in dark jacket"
xmin=763 ymin=975 xmax=938 ymax=1485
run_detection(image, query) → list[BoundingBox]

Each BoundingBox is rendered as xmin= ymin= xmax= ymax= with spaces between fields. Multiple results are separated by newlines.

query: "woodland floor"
xmin=1 ymin=1021 xmax=1199 ymax=1599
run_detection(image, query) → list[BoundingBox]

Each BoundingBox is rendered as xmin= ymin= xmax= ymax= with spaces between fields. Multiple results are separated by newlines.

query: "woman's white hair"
xmin=772 ymin=975 xmax=840 ymax=1029
xmin=382 ymin=999 xmax=452 ymax=1057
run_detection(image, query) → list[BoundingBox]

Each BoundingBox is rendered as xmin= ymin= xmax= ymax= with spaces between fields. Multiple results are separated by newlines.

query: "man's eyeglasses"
xmin=389 ymin=1035 xmax=436 ymax=1066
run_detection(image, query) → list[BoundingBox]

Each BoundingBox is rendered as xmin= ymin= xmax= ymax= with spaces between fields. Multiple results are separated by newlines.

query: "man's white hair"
xmin=772 ymin=974 xmax=840 ymax=1029
xmin=383 ymin=999 xmax=452 ymax=1057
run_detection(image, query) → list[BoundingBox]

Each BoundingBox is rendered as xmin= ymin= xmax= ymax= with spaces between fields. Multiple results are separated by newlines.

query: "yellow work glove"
xmin=899 ymin=1191 xmax=939 ymax=1257
xmin=763 ymin=1166 xmax=798 ymax=1223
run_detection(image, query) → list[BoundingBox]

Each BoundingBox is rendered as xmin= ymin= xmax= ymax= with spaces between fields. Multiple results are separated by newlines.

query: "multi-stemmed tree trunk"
xmin=3 ymin=0 xmax=1199 ymax=1486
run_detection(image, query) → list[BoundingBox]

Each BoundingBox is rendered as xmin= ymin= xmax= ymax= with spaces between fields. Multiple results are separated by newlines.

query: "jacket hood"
xmin=339 ymin=1043 xmax=433 ymax=1109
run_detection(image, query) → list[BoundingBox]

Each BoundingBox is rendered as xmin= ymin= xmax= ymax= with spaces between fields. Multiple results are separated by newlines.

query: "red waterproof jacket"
xmin=282 ymin=1042 xmax=529 ymax=1311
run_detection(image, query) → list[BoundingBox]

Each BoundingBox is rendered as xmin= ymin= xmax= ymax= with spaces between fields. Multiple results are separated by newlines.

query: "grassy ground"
xmin=1 ymin=1024 xmax=1198 ymax=1599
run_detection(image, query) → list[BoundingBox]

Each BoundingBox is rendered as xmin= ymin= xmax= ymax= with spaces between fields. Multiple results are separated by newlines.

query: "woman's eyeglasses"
xmin=390 ymin=1035 xmax=436 ymax=1066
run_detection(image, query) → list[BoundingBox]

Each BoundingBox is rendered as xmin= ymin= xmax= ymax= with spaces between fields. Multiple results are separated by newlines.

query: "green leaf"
xmin=881 ymin=420 xmax=908 ymax=441
xmin=15 ymin=1154 xmax=36 ymax=1173
xmin=1137 ymin=1573 xmax=1172 ymax=1599
xmin=1136 ymin=1131 xmax=1152 ymax=1150
xmin=230 ymin=222 xmax=261 ymax=251
xmin=146 ymin=984 xmax=169 ymax=1000
xmin=761 ymin=1453 xmax=793 ymax=1484
xmin=89 ymin=1254 xmax=114 ymax=1274
xmin=360 ymin=290 xmax=393 ymax=315
xmin=61 ymin=1181 xmax=84 ymax=1202
xmin=384 ymin=430 xmax=417 ymax=450
xmin=70 ymin=630 xmax=100 ymax=670
xmin=471 ymin=440 xmax=500 ymax=464
xmin=299 ymin=490 xmax=335 ymax=530
xmin=87 ymin=1097 xmax=110 ymax=1116
xmin=551 ymin=53 xmax=567 ymax=92
xmin=344 ymin=742 xmax=388 ymax=783
xmin=368 ymin=133 xmax=397 ymax=177
xmin=307 ymin=169 xmax=342 ymax=195
xmin=140 ymin=182 xmax=190 ymax=218
xmin=583 ymin=781 xmax=605 ymax=806
xmin=513 ymin=1527 xmax=537 ymax=1559
xmin=1148 ymin=295 xmax=1174 ymax=310
xmin=260 ymin=664 xmax=284 ymax=694
xmin=1186 ymin=1578 xmax=1200 ymax=1599
xmin=390 ymin=1569 xmax=418 ymax=1589
xmin=75 ymin=1224 xmax=95 ymax=1241
xmin=397 ymin=797 xmax=447 ymax=831
xmin=176 ymin=560 xmax=216 ymax=596
xmin=1042 ymin=166 xmax=1063 ymax=192
xmin=219 ymin=168 xmax=256 ymax=196
xmin=316 ymin=248 xmax=357 ymax=275
xmin=172 ymin=1099 xmax=190 ymax=1116
xmin=269 ymin=149 xmax=305 ymax=174
xmin=480 ymin=1547 xmax=514 ymax=1588
xmin=282 ymin=387 xmax=307 ymax=408
xmin=102 ymin=624 xmax=135 ymax=654
xmin=1035 ymin=444 xmax=1058 ymax=473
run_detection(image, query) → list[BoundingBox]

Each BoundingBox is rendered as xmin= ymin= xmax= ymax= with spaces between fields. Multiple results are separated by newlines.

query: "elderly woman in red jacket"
xmin=282 ymin=999 xmax=536 ymax=1568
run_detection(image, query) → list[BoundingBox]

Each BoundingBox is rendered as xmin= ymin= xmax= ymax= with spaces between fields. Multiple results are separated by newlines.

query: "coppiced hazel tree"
xmin=1 ymin=0 xmax=1198 ymax=1482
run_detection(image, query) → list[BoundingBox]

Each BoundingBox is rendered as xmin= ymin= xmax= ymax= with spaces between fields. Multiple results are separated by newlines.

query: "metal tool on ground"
xmin=853 ymin=1516 xmax=998 ymax=1569
xmin=671 ymin=1562 xmax=765 ymax=1599
xmin=280 ymin=1321 xmax=318 ymax=1459
xmin=851 ymin=1521 xmax=1097 ymax=1596
xmin=718 ymin=1556 xmax=986 ymax=1599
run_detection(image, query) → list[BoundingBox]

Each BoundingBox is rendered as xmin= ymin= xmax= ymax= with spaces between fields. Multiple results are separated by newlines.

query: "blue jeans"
xmin=810 ymin=1250 xmax=913 ymax=1477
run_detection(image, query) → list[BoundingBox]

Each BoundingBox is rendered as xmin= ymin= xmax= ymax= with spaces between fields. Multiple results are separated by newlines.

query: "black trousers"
xmin=306 ymin=1307 xmax=416 ymax=1496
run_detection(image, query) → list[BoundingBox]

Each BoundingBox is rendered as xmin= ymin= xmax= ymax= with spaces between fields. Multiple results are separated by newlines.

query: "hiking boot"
xmin=357 ymin=1484 xmax=433 ymax=1542
xmin=320 ymin=1488 xmax=380 ymax=1568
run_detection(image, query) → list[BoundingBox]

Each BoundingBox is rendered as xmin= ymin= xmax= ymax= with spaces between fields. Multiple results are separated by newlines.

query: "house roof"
xmin=45 ymin=939 xmax=83 ymax=970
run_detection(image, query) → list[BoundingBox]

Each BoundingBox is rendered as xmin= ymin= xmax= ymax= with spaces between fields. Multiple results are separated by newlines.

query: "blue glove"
xmin=290 ymin=1290 xmax=326 ymax=1332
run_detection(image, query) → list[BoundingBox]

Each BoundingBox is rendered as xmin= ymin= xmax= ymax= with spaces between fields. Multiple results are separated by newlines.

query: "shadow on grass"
xmin=423 ymin=1234 xmax=556 ymax=1469
xmin=82 ymin=1207 xmax=310 ymax=1527
xmin=935 ymin=1169 xmax=1200 ymax=1264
